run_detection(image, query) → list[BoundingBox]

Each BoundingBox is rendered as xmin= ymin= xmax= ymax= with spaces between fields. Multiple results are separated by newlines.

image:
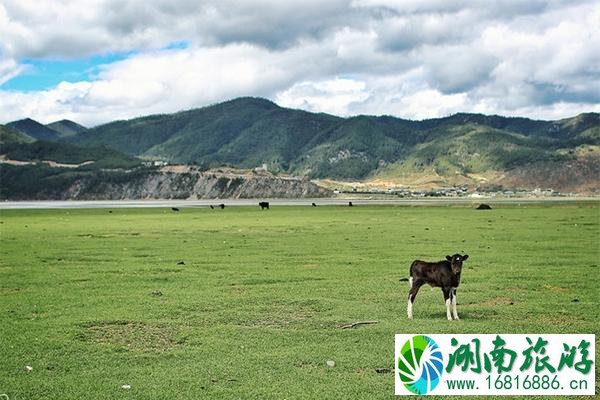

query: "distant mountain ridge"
xmin=46 ymin=119 xmax=87 ymax=137
xmin=6 ymin=117 xmax=87 ymax=141
xmin=3 ymin=98 xmax=599 ymax=192
xmin=0 ymin=121 xmax=140 ymax=170
xmin=63 ymin=97 xmax=599 ymax=191
xmin=0 ymin=117 xmax=328 ymax=200
xmin=6 ymin=118 xmax=62 ymax=141
xmin=0 ymin=124 xmax=35 ymax=144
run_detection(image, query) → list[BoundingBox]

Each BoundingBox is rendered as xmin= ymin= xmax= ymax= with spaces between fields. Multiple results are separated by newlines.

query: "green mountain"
xmin=46 ymin=119 xmax=87 ymax=137
xmin=1 ymin=123 xmax=144 ymax=200
xmin=70 ymin=98 xmax=343 ymax=167
xmin=69 ymin=97 xmax=420 ymax=176
xmin=1 ymin=117 xmax=326 ymax=200
xmin=1 ymin=140 xmax=140 ymax=169
xmin=1 ymin=122 xmax=140 ymax=170
xmin=65 ymin=97 xmax=599 ymax=191
xmin=0 ymin=124 xmax=35 ymax=144
xmin=6 ymin=118 xmax=61 ymax=141
xmin=2 ymin=97 xmax=599 ymax=198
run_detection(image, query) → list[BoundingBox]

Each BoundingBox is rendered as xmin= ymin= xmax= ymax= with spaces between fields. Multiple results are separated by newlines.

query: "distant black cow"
xmin=348 ymin=201 xmax=353 ymax=207
xmin=476 ymin=203 xmax=492 ymax=210
xmin=171 ymin=207 xmax=180 ymax=212
xmin=311 ymin=203 xmax=317 ymax=207
xmin=259 ymin=201 xmax=270 ymax=210
xmin=407 ymin=254 xmax=469 ymax=320
xmin=209 ymin=205 xmax=214 ymax=209
xmin=219 ymin=204 xmax=225 ymax=209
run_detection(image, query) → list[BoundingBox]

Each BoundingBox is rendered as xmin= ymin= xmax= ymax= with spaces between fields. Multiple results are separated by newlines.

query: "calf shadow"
xmin=415 ymin=310 xmax=496 ymax=320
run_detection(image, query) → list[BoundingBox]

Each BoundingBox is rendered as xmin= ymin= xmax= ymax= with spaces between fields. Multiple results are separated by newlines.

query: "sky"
xmin=1 ymin=0 xmax=599 ymax=127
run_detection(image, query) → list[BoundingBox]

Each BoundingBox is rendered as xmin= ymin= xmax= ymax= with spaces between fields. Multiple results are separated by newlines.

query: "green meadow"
xmin=0 ymin=203 xmax=598 ymax=399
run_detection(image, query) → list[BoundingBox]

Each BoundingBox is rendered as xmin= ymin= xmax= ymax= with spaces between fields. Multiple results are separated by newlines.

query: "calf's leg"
xmin=407 ymin=280 xmax=424 ymax=319
xmin=442 ymin=287 xmax=453 ymax=321
xmin=452 ymin=288 xmax=459 ymax=320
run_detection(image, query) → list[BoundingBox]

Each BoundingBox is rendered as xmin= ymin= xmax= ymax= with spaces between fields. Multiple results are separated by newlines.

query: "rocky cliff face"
xmin=60 ymin=168 xmax=330 ymax=200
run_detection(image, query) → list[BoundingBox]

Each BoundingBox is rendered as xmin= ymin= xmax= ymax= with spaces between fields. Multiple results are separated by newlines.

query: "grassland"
xmin=0 ymin=203 xmax=598 ymax=399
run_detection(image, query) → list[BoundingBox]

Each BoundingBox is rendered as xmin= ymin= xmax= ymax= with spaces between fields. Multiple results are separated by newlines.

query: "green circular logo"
xmin=397 ymin=335 xmax=444 ymax=395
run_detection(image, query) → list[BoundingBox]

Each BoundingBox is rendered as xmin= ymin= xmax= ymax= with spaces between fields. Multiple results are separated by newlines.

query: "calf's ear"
xmin=462 ymin=254 xmax=469 ymax=260
xmin=446 ymin=255 xmax=452 ymax=261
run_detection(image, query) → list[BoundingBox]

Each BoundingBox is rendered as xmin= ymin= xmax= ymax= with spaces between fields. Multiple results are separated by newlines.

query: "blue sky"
xmin=1 ymin=41 xmax=191 ymax=92
xmin=1 ymin=53 xmax=132 ymax=92
xmin=0 ymin=0 xmax=598 ymax=126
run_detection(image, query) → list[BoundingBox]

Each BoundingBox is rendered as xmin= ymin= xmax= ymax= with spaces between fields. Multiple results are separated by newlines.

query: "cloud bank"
xmin=0 ymin=0 xmax=599 ymax=126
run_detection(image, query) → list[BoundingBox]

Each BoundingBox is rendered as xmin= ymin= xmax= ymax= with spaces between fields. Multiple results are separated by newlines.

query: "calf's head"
xmin=446 ymin=254 xmax=469 ymax=274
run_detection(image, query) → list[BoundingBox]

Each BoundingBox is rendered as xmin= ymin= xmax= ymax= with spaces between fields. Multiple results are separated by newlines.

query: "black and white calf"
xmin=407 ymin=254 xmax=469 ymax=320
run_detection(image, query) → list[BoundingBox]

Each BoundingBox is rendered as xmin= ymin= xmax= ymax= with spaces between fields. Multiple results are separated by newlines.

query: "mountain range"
xmin=1 ymin=97 xmax=599 ymax=195
xmin=6 ymin=118 xmax=87 ymax=141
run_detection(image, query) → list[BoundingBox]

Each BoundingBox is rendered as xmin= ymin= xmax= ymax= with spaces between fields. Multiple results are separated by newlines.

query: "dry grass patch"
xmin=472 ymin=296 xmax=515 ymax=307
xmin=78 ymin=320 xmax=181 ymax=352
xmin=543 ymin=284 xmax=567 ymax=292
xmin=0 ymin=287 xmax=22 ymax=293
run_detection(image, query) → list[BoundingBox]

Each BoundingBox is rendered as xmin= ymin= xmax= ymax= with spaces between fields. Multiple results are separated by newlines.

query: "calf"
xmin=407 ymin=254 xmax=468 ymax=320
xmin=259 ymin=201 xmax=269 ymax=210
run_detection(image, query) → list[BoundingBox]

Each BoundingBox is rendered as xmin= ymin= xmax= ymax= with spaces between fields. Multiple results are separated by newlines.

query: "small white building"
xmin=254 ymin=163 xmax=268 ymax=172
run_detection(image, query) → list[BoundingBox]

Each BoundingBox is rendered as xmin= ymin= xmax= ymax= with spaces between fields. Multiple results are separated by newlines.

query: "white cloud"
xmin=0 ymin=57 xmax=26 ymax=86
xmin=0 ymin=42 xmax=331 ymax=125
xmin=0 ymin=0 xmax=599 ymax=125
xmin=276 ymin=78 xmax=370 ymax=116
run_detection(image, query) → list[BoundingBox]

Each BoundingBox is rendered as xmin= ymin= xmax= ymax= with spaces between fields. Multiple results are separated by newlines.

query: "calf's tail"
xmin=408 ymin=260 xmax=418 ymax=287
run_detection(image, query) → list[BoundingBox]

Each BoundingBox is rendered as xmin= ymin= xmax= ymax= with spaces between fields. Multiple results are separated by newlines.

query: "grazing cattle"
xmin=311 ymin=203 xmax=317 ymax=207
xmin=209 ymin=205 xmax=214 ymax=209
xmin=348 ymin=201 xmax=353 ymax=207
xmin=476 ymin=203 xmax=492 ymax=210
xmin=407 ymin=254 xmax=469 ymax=320
xmin=259 ymin=201 xmax=270 ymax=210
xmin=219 ymin=204 xmax=225 ymax=209
xmin=171 ymin=207 xmax=180 ymax=212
